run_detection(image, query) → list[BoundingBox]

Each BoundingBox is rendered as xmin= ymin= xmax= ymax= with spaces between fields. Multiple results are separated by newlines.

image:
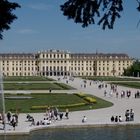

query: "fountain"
xmin=0 ymin=71 xmax=6 ymax=132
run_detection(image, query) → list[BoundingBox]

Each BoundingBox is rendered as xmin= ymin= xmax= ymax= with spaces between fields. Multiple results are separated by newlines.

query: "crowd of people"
xmin=27 ymin=107 xmax=69 ymax=127
xmin=0 ymin=76 xmax=139 ymax=132
xmin=6 ymin=111 xmax=19 ymax=130
xmin=111 ymin=109 xmax=134 ymax=123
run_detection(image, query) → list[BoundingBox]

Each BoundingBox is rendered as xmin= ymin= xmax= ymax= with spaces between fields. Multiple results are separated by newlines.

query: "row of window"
xmin=42 ymin=54 xmax=67 ymax=59
xmin=42 ymin=66 xmax=67 ymax=71
xmin=73 ymin=72 xmax=122 ymax=76
xmin=4 ymin=72 xmax=36 ymax=76
xmin=2 ymin=67 xmax=36 ymax=71
xmin=42 ymin=60 xmax=67 ymax=64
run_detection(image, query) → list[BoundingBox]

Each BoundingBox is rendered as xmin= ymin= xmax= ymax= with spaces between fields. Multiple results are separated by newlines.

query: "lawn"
xmin=3 ymin=76 xmax=54 ymax=81
xmin=5 ymin=93 xmax=113 ymax=113
xmin=81 ymin=76 xmax=140 ymax=81
xmin=111 ymin=82 xmax=140 ymax=89
xmin=4 ymin=82 xmax=73 ymax=90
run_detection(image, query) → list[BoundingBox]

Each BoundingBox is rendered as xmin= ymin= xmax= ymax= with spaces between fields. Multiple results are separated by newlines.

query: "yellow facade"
xmin=0 ymin=50 xmax=133 ymax=77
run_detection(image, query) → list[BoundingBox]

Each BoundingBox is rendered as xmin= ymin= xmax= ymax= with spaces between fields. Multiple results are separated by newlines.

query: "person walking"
xmin=65 ymin=108 xmax=69 ymax=119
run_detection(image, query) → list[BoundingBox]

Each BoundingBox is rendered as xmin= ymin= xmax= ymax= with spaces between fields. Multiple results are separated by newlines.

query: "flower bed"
xmin=75 ymin=93 xmax=97 ymax=104
xmin=83 ymin=97 xmax=96 ymax=103
xmin=31 ymin=103 xmax=87 ymax=110
xmin=74 ymin=93 xmax=86 ymax=97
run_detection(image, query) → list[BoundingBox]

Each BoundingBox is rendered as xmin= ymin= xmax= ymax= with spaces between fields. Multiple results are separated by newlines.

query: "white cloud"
xmin=17 ymin=29 xmax=38 ymax=34
xmin=28 ymin=3 xmax=52 ymax=11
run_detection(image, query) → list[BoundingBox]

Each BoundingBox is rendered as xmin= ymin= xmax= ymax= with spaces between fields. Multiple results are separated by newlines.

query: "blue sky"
xmin=0 ymin=0 xmax=140 ymax=58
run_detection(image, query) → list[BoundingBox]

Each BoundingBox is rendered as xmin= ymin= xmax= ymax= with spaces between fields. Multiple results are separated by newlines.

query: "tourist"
xmin=104 ymin=90 xmax=107 ymax=97
xmin=65 ymin=108 xmax=69 ymax=119
xmin=119 ymin=116 xmax=122 ymax=122
xmin=54 ymin=107 xmax=59 ymax=120
xmin=82 ymin=116 xmax=87 ymax=123
xmin=36 ymin=121 xmax=40 ymax=126
xmin=109 ymin=91 xmax=113 ymax=97
xmin=30 ymin=118 xmax=35 ymax=126
xmin=49 ymin=88 xmax=52 ymax=93
xmin=11 ymin=115 xmax=16 ymax=130
xmin=115 ymin=116 xmax=118 ymax=122
xmin=0 ymin=113 xmax=2 ymax=121
xmin=59 ymin=112 xmax=63 ymax=120
xmin=44 ymin=118 xmax=51 ymax=125
xmin=14 ymin=113 xmax=18 ymax=124
xmin=7 ymin=111 xmax=12 ymax=123
xmin=125 ymin=110 xmax=130 ymax=121
xmin=130 ymin=109 xmax=134 ymax=121
xmin=111 ymin=116 xmax=115 ymax=122
xmin=116 ymin=92 xmax=119 ymax=98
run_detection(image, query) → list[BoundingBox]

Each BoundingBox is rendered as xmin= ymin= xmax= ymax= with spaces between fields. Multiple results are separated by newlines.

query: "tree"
xmin=61 ymin=0 xmax=140 ymax=29
xmin=0 ymin=0 xmax=140 ymax=40
xmin=123 ymin=60 xmax=140 ymax=77
xmin=0 ymin=0 xmax=20 ymax=39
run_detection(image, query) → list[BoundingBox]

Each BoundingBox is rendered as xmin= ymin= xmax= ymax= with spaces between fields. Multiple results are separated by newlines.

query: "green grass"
xmin=5 ymin=93 xmax=113 ymax=113
xmin=4 ymin=76 xmax=54 ymax=81
xmin=81 ymin=76 xmax=140 ymax=81
xmin=111 ymin=82 xmax=140 ymax=89
xmin=4 ymin=82 xmax=73 ymax=90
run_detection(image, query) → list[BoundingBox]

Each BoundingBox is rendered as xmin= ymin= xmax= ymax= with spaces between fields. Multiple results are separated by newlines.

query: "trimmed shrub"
xmin=84 ymin=97 xmax=97 ymax=103
xmin=74 ymin=93 xmax=86 ymax=97
xmin=75 ymin=93 xmax=97 ymax=104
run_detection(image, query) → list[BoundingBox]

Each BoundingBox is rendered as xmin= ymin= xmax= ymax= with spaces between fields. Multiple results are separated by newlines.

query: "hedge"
xmin=74 ymin=93 xmax=86 ymax=97
xmin=31 ymin=102 xmax=87 ymax=110
xmin=83 ymin=97 xmax=97 ymax=103
xmin=75 ymin=93 xmax=97 ymax=104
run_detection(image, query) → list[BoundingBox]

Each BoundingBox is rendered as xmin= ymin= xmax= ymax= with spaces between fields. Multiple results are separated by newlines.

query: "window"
xmin=61 ymin=66 xmax=63 ymax=71
xmin=53 ymin=66 xmax=56 ymax=71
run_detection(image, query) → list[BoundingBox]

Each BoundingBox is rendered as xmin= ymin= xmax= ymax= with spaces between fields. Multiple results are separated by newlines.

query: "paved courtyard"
xmin=0 ymin=76 xmax=140 ymax=135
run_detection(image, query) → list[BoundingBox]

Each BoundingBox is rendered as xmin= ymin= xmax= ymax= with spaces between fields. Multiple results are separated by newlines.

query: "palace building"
xmin=0 ymin=50 xmax=133 ymax=77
